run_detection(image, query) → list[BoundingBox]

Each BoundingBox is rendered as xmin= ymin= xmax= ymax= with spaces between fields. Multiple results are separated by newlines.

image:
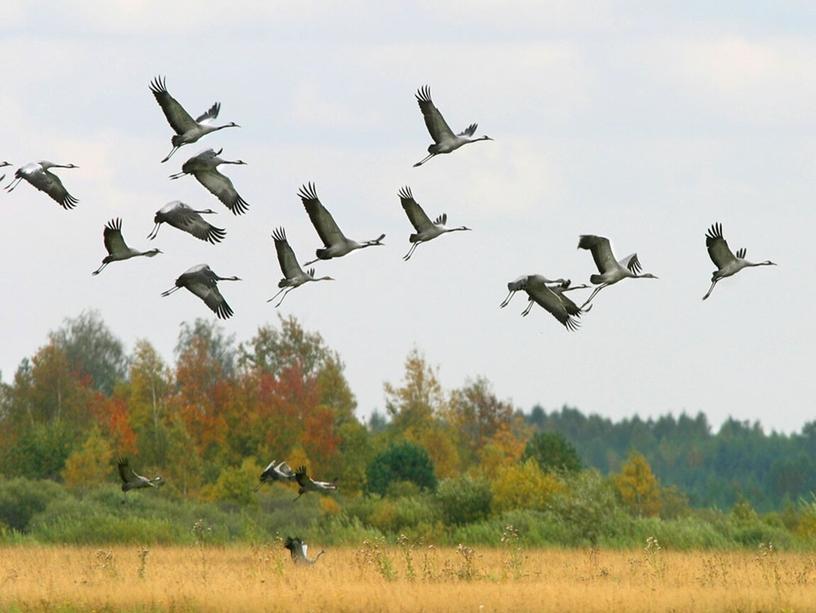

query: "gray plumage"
xmin=150 ymin=76 xmax=240 ymax=163
xmin=92 ymin=218 xmax=161 ymax=276
xmin=413 ymin=85 xmax=493 ymax=167
xmin=147 ymin=201 xmax=226 ymax=244
xmin=160 ymin=263 xmax=241 ymax=319
xmin=267 ymin=227 xmax=334 ymax=307
xmin=117 ymin=458 xmax=164 ymax=492
xmin=500 ymin=275 xmax=590 ymax=331
xmin=294 ymin=465 xmax=337 ymax=501
xmin=284 ymin=537 xmax=325 ymax=565
xmin=298 ymin=183 xmax=385 ymax=265
xmin=5 ymin=161 xmax=79 ymax=209
xmin=398 ymin=186 xmax=471 ymax=260
xmin=169 ymin=148 xmax=249 ymax=215
xmin=702 ymin=223 xmax=776 ymax=300
xmin=577 ymin=235 xmax=658 ymax=308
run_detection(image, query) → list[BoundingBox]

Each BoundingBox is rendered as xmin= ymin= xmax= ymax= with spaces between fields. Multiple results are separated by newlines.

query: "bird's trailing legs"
xmin=499 ymin=290 xmax=518 ymax=308
xmin=521 ymin=299 xmax=534 ymax=317
xmin=580 ymin=284 xmax=608 ymax=309
xmin=4 ymin=176 xmax=24 ymax=192
xmin=403 ymin=242 xmax=421 ymax=261
xmin=702 ymin=279 xmax=719 ymax=301
xmin=161 ymin=146 xmax=180 ymax=164
xmin=269 ymin=287 xmax=295 ymax=308
xmin=161 ymin=286 xmax=181 ymax=297
xmin=147 ymin=223 xmax=161 ymax=240
xmin=413 ymin=153 xmax=436 ymax=167
xmin=91 ymin=262 xmax=109 ymax=276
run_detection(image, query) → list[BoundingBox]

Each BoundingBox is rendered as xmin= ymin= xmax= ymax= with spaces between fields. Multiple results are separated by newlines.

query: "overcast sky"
xmin=1 ymin=2 xmax=814 ymax=432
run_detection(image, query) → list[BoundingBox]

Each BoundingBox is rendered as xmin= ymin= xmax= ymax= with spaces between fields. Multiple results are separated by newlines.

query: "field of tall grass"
xmin=1 ymin=540 xmax=815 ymax=612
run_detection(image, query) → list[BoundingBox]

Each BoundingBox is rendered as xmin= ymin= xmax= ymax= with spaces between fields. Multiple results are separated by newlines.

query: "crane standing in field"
xmin=702 ymin=223 xmax=777 ymax=300
xmin=298 ymin=183 xmax=385 ymax=266
xmin=501 ymin=276 xmax=590 ymax=331
xmin=117 ymin=457 xmax=164 ymax=503
xmin=5 ymin=161 xmax=79 ymax=209
xmin=398 ymin=186 xmax=471 ymax=260
xmin=577 ymin=235 xmax=658 ymax=308
xmin=170 ymin=148 xmax=250 ymax=215
xmin=267 ymin=227 xmax=334 ymax=307
xmin=284 ymin=537 xmax=325 ymax=565
xmin=92 ymin=218 xmax=162 ymax=275
xmin=147 ymin=201 xmax=226 ymax=244
xmin=160 ymin=264 xmax=241 ymax=320
xmin=150 ymin=76 xmax=240 ymax=163
xmin=413 ymin=85 xmax=493 ymax=167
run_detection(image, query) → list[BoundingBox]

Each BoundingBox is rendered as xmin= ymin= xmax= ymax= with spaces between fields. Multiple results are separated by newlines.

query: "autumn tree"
xmin=491 ymin=458 xmax=565 ymax=513
xmin=61 ymin=426 xmax=113 ymax=489
xmin=447 ymin=377 xmax=514 ymax=464
xmin=612 ymin=451 xmax=662 ymax=517
xmin=384 ymin=349 xmax=445 ymax=435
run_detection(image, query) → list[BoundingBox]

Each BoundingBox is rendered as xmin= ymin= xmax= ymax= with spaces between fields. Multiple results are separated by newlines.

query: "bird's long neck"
xmin=313 ymin=550 xmax=325 ymax=563
xmin=746 ymin=260 xmax=773 ymax=267
xmin=444 ymin=226 xmax=470 ymax=233
xmin=216 ymin=275 xmax=241 ymax=281
xmin=215 ymin=123 xmax=238 ymax=132
xmin=361 ymin=234 xmax=385 ymax=247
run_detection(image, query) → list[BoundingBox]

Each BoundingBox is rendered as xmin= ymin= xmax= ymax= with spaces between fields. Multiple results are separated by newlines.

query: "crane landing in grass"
xmin=284 ymin=537 xmax=325 ymax=565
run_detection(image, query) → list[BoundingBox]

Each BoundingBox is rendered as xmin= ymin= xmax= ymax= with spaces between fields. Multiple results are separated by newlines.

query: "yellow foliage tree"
xmin=612 ymin=451 xmax=662 ymax=517
xmin=491 ymin=458 xmax=565 ymax=513
xmin=477 ymin=423 xmax=526 ymax=479
xmin=61 ymin=425 xmax=113 ymax=489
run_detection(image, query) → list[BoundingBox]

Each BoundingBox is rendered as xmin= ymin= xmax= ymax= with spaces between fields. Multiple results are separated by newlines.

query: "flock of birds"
xmin=0 ymin=76 xmax=778 ymax=330
xmin=117 ymin=456 xmax=334 ymax=563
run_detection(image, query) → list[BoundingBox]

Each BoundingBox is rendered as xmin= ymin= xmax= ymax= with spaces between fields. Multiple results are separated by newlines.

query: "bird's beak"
xmin=463 ymin=226 xmax=472 ymax=231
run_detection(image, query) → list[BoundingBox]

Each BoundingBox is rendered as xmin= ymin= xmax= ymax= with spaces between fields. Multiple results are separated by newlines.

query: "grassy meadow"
xmin=1 ymin=543 xmax=815 ymax=612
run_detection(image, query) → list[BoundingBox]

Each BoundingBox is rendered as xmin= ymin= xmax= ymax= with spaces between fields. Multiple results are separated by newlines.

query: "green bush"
xmin=522 ymin=431 xmax=582 ymax=473
xmin=0 ymin=478 xmax=68 ymax=531
xmin=437 ymin=476 xmax=491 ymax=525
xmin=366 ymin=442 xmax=437 ymax=495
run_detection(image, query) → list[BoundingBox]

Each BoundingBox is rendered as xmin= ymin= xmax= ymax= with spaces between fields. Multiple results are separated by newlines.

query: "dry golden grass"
xmin=1 ymin=541 xmax=815 ymax=612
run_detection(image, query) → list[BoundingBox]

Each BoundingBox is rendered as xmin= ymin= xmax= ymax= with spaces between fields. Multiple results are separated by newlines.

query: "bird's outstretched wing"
xmin=194 ymin=168 xmax=249 ymax=215
xmin=39 ymin=170 xmax=78 ymax=210
xmin=272 ymin=227 xmax=305 ymax=279
xmin=416 ymin=86 xmax=455 ymax=144
xmin=458 ymin=123 xmax=477 ymax=137
xmin=577 ymin=235 xmax=617 ymax=274
xmin=103 ymin=218 xmax=128 ymax=255
xmin=187 ymin=280 xmax=234 ymax=319
xmin=149 ymin=76 xmax=197 ymax=135
xmin=619 ymin=253 xmax=642 ymax=275
xmin=179 ymin=214 xmax=226 ymax=244
xmin=705 ymin=223 xmax=738 ymax=268
xmin=196 ymin=101 xmax=221 ymax=124
xmin=398 ymin=186 xmax=434 ymax=232
xmin=117 ymin=458 xmax=134 ymax=484
xmin=298 ymin=183 xmax=346 ymax=247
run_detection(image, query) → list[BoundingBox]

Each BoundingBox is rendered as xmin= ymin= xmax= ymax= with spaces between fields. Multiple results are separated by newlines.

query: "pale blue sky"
xmin=1 ymin=2 xmax=813 ymax=431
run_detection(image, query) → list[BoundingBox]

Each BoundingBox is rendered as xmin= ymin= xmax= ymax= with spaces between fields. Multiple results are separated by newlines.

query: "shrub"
xmin=0 ymin=478 xmax=67 ymax=532
xmin=491 ymin=459 xmax=564 ymax=513
xmin=437 ymin=476 xmax=492 ymax=525
xmin=366 ymin=442 xmax=437 ymax=495
xmin=522 ymin=431 xmax=582 ymax=473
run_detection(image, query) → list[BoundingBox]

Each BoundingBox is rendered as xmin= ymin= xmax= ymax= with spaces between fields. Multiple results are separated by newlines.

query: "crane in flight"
xmin=147 ymin=201 xmax=226 ymax=244
xmin=267 ymin=227 xmax=334 ymax=307
xmin=298 ymin=182 xmax=384 ymax=265
xmin=149 ymin=76 xmax=239 ymax=163
xmin=577 ymin=235 xmax=658 ymax=308
xmin=92 ymin=218 xmax=161 ymax=275
xmin=398 ymin=186 xmax=471 ymax=260
xmin=413 ymin=85 xmax=493 ymax=167
xmin=501 ymin=276 xmax=590 ymax=331
xmin=161 ymin=264 xmax=240 ymax=319
xmin=702 ymin=223 xmax=776 ymax=300
xmin=170 ymin=148 xmax=249 ymax=215
xmin=5 ymin=161 xmax=79 ymax=209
